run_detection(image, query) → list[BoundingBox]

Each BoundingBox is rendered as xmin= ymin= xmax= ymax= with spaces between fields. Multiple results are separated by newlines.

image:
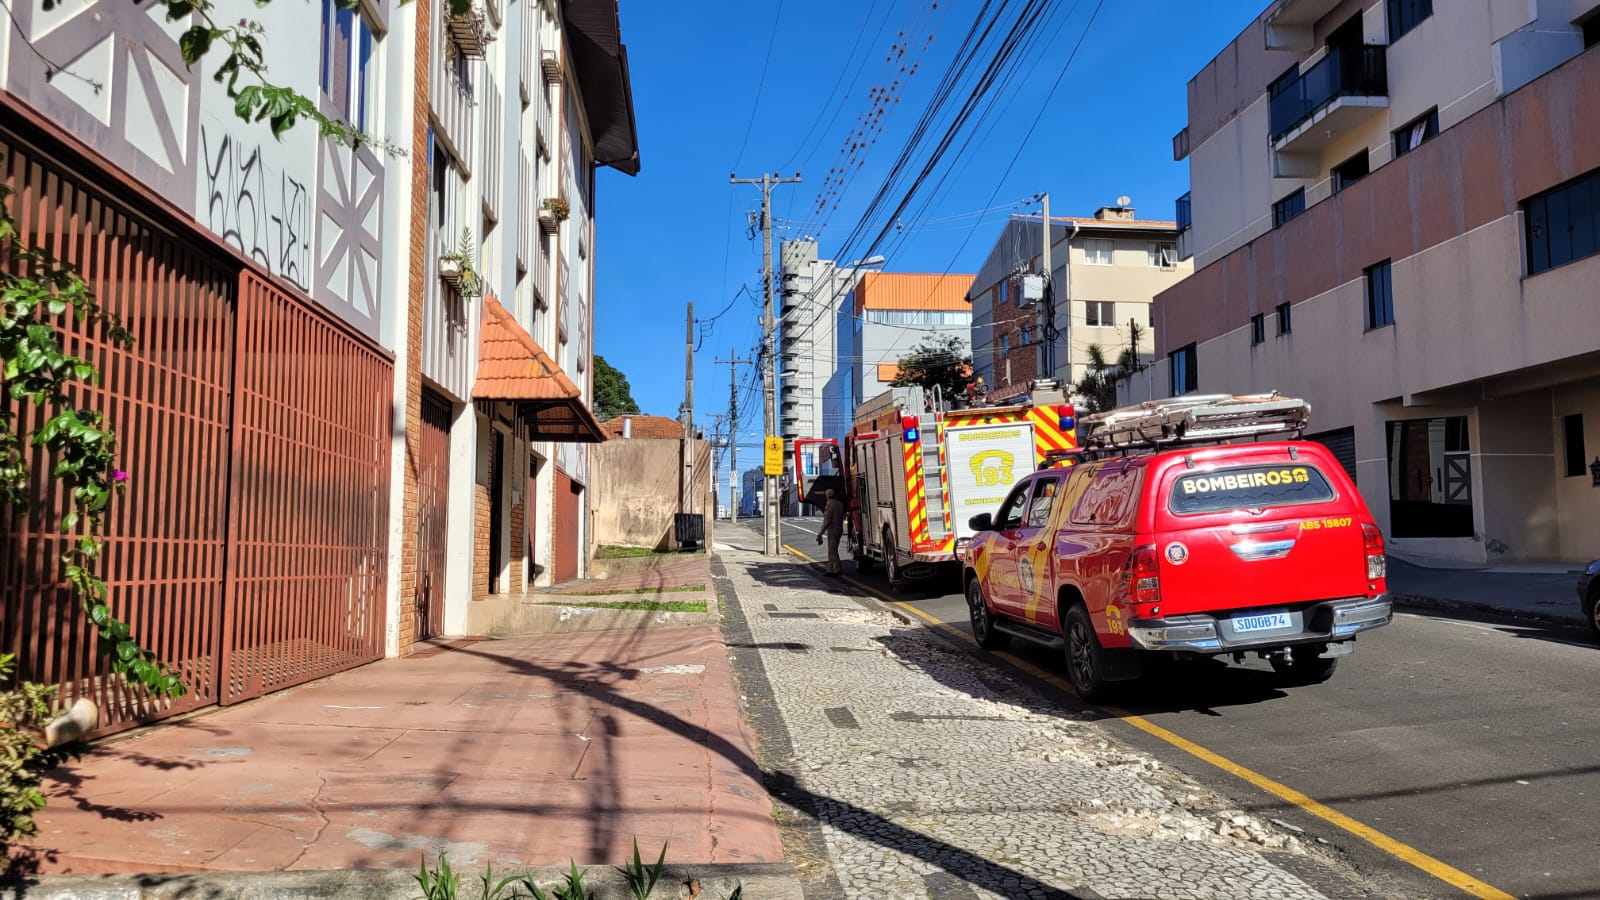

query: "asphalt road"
xmin=773 ymin=515 xmax=1600 ymax=900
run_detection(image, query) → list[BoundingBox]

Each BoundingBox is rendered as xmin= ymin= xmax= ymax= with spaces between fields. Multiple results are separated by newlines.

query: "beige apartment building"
xmin=969 ymin=205 xmax=1191 ymax=404
xmin=1126 ymin=0 xmax=1600 ymax=564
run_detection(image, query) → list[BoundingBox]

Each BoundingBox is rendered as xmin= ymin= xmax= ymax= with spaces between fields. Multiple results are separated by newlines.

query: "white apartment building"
xmin=778 ymin=239 xmax=868 ymax=445
xmin=1130 ymin=0 xmax=1600 ymax=564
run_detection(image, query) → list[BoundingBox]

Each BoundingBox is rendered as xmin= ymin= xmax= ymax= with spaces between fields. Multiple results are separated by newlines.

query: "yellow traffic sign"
xmin=763 ymin=437 xmax=784 ymax=475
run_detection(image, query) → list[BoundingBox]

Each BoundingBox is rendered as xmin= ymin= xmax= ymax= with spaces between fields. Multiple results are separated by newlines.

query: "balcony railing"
xmin=1175 ymin=192 xmax=1191 ymax=233
xmin=481 ymin=73 xmax=504 ymax=223
xmin=1269 ymin=44 xmax=1387 ymax=142
xmin=431 ymin=60 xmax=476 ymax=175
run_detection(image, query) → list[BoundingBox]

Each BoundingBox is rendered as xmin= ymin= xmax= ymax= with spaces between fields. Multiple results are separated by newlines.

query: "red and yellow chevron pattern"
xmin=904 ymin=434 xmax=928 ymax=544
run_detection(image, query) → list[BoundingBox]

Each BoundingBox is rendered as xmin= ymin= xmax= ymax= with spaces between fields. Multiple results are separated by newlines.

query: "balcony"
xmin=1261 ymin=0 xmax=1344 ymax=50
xmin=1270 ymin=44 xmax=1388 ymax=152
xmin=1175 ymin=192 xmax=1191 ymax=233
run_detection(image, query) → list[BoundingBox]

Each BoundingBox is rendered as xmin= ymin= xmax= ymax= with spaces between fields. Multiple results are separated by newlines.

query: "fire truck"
xmin=794 ymin=380 xmax=1078 ymax=591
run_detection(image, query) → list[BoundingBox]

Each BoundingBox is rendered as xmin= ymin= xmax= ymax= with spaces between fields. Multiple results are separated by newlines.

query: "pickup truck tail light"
xmin=1362 ymin=522 xmax=1387 ymax=581
xmin=1130 ymin=545 xmax=1161 ymax=604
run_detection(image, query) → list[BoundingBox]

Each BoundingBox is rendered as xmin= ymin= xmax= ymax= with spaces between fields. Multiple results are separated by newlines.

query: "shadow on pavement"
xmin=1394 ymin=602 xmax=1598 ymax=651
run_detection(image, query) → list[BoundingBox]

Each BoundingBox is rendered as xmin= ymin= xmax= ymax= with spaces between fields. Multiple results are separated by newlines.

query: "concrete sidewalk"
xmin=17 ymin=626 xmax=783 ymax=877
xmin=1386 ymin=556 xmax=1588 ymax=625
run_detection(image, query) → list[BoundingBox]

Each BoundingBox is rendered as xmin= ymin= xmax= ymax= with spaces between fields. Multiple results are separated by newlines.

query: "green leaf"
xmin=164 ymin=0 xmax=194 ymax=20
xmin=89 ymin=604 xmax=110 ymax=628
xmin=179 ymin=26 xmax=214 ymax=66
xmin=116 ymin=640 xmax=140 ymax=662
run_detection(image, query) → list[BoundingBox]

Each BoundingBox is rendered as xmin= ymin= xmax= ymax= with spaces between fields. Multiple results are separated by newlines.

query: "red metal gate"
xmin=415 ymin=390 xmax=452 ymax=640
xmin=221 ymin=273 xmax=391 ymax=704
xmin=0 ymin=124 xmax=392 ymax=734
xmin=553 ymin=471 xmax=580 ymax=584
xmin=0 ymin=133 xmax=234 ymax=728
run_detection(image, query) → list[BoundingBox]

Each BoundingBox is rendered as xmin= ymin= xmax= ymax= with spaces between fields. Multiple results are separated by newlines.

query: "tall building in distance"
xmin=778 ymin=239 xmax=868 ymax=447
xmin=1130 ymin=0 xmax=1600 ymax=564
xmin=968 ymin=204 xmax=1190 ymax=404
xmin=829 ymin=272 xmax=974 ymax=441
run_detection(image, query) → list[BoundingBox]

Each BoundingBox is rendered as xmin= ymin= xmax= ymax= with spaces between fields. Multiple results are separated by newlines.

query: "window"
xmin=1387 ymin=0 xmax=1432 ymax=42
xmin=999 ymin=334 xmax=1010 ymax=354
xmin=1564 ymin=414 xmax=1587 ymax=478
xmin=1387 ymin=416 xmax=1473 ymax=538
xmin=1147 ymin=242 xmax=1177 ymax=268
xmin=1175 ymin=192 xmax=1192 ymax=233
xmin=1392 ymin=108 xmax=1439 ymax=158
xmin=1169 ymin=343 xmax=1197 ymax=395
xmin=1250 ymin=313 xmax=1265 ymax=345
xmin=1025 ymin=477 xmax=1063 ymax=528
xmin=1085 ymin=239 xmax=1115 ymax=266
xmin=1524 ymin=167 xmax=1600 ymax=276
xmin=1276 ymin=301 xmax=1292 ymax=335
xmin=995 ymin=484 xmax=1029 ymax=530
xmin=1084 ymin=300 xmax=1115 ymax=327
xmin=320 ymin=0 xmax=379 ymax=131
xmin=1020 ymin=323 xmax=1032 ymax=346
xmin=1273 ymin=189 xmax=1306 ymax=227
xmin=1169 ymin=465 xmax=1336 ymax=516
xmin=1365 ymin=260 xmax=1395 ymax=329
xmin=1332 ymin=150 xmax=1370 ymax=193
xmin=1585 ymin=14 xmax=1600 ymax=48
xmin=864 ymin=310 xmax=971 ymax=326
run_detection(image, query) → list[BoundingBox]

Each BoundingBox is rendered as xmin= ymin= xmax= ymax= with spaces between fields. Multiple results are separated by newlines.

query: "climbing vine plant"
xmin=0 ymin=183 xmax=182 ymax=699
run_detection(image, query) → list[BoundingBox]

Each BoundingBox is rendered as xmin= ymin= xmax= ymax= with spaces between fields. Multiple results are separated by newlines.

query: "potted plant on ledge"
xmin=539 ymin=197 xmax=570 ymax=234
xmin=438 ymin=228 xmax=482 ymax=298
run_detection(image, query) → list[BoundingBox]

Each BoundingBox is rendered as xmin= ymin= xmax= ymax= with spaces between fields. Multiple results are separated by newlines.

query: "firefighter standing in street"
xmin=817 ymin=488 xmax=845 ymax=575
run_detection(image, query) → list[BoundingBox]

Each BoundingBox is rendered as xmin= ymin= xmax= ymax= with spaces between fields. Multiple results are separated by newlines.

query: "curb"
xmin=0 ymin=862 xmax=804 ymax=899
xmin=1388 ymin=592 xmax=1587 ymax=628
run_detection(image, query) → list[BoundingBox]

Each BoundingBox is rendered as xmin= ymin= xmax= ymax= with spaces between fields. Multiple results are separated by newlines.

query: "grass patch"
xmin=562 ymin=584 xmax=707 ymax=596
xmin=540 ymin=599 xmax=709 ymax=613
xmin=594 ymin=545 xmax=672 ymax=559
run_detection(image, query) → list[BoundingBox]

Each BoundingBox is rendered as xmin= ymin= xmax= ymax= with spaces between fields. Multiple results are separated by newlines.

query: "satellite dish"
xmin=1117 ymin=195 xmax=1132 ymax=207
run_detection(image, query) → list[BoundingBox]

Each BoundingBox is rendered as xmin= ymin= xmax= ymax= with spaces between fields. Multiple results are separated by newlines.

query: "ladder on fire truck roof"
xmin=1080 ymin=393 xmax=1310 ymax=454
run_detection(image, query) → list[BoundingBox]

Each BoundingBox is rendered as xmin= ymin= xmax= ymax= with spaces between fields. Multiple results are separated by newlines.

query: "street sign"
xmin=763 ymin=437 xmax=784 ymax=475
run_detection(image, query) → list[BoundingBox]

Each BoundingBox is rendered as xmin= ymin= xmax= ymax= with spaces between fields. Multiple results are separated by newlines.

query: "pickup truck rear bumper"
xmin=1126 ymin=595 xmax=1392 ymax=653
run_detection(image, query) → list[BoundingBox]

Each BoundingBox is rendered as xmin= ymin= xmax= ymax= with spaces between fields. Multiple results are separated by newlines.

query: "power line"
xmin=730 ymin=0 xmax=788 ymax=172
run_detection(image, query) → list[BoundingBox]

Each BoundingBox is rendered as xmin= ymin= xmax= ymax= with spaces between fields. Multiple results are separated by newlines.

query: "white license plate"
xmin=1232 ymin=611 xmax=1292 ymax=633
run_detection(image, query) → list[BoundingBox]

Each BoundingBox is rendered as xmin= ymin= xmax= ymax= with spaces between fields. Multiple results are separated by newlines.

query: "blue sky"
xmin=593 ymin=0 xmax=1266 ymax=490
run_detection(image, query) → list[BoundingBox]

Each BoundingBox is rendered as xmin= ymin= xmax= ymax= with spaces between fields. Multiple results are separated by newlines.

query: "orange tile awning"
xmin=472 ymin=295 xmax=606 ymax=443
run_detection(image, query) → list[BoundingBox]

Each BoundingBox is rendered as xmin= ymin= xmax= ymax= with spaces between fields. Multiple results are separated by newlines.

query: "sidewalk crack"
xmin=285 ymin=771 xmax=332 ymax=871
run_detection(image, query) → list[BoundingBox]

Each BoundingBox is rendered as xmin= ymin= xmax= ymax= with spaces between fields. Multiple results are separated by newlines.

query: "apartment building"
xmin=778 ymin=239 xmax=869 ymax=447
xmin=0 ymin=0 xmax=635 ymax=735
xmin=968 ymin=205 xmax=1190 ymax=404
xmin=827 ymin=272 xmax=973 ymax=441
xmin=1128 ymin=0 xmax=1600 ymax=564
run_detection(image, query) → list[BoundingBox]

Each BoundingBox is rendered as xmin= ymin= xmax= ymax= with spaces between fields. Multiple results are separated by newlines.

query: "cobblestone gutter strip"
xmin=712 ymin=553 xmax=851 ymax=900
xmin=714 ymin=538 xmax=1387 ymax=900
xmin=0 ymin=863 xmax=802 ymax=899
xmin=1388 ymin=592 xmax=1586 ymax=628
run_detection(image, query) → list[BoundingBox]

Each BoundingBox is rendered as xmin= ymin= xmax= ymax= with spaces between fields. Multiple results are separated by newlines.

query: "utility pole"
xmin=715 ymin=350 xmax=751 ymax=520
xmin=731 ymin=171 xmax=802 ymax=555
xmin=1039 ymin=192 xmax=1053 ymax=381
xmin=681 ymin=302 xmax=694 ymax=517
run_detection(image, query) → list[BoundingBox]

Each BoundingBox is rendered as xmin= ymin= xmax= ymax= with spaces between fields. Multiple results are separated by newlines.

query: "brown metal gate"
xmin=415 ymin=390 xmax=452 ymax=640
xmin=553 ymin=471 xmax=580 ymax=584
xmin=0 ymin=125 xmax=392 ymax=735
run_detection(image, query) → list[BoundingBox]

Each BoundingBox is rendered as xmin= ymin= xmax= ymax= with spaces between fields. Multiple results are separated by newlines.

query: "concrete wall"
xmin=1553 ymin=377 xmax=1600 ymax=561
xmin=592 ymin=438 xmax=712 ymax=550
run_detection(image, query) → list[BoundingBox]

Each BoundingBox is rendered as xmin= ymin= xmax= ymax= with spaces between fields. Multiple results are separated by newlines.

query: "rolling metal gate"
xmin=0 ymin=129 xmax=392 ymax=737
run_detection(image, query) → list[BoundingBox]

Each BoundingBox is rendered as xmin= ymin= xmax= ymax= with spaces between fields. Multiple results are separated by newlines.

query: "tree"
xmin=891 ymin=335 xmax=974 ymax=403
xmin=1073 ymin=322 xmax=1145 ymax=414
xmin=593 ymin=355 xmax=640 ymax=421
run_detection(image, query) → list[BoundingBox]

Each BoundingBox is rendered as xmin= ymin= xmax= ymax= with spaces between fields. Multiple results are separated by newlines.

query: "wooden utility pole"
xmin=730 ymin=171 xmax=801 ymax=555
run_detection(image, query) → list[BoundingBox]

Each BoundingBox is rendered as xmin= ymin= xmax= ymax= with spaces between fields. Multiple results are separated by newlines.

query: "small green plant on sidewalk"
xmin=594 ymin=545 xmax=670 ymax=560
xmin=412 ymin=840 xmax=746 ymax=899
xmin=0 ymin=654 xmax=84 ymax=868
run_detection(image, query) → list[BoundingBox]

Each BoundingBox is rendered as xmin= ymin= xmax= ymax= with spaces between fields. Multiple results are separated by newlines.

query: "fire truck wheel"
xmin=884 ymin=532 xmax=906 ymax=591
xmin=1269 ymin=644 xmax=1338 ymax=685
xmin=966 ymin=578 xmax=1009 ymax=651
xmin=1064 ymin=605 xmax=1111 ymax=702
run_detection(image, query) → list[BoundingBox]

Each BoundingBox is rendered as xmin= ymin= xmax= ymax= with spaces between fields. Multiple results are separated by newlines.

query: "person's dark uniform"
xmin=818 ymin=489 xmax=846 ymax=575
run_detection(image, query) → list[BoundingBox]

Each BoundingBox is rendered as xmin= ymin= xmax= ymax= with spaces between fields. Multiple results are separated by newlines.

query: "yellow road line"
xmin=775 ymin=544 xmax=1514 ymax=900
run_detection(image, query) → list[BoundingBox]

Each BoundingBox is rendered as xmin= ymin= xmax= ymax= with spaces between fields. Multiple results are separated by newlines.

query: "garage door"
xmin=1307 ymin=427 xmax=1357 ymax=481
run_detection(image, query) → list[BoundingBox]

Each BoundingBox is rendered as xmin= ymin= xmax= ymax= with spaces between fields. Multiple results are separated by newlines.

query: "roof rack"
xmin=1080 ymin=393 xmax=1310 ymax=455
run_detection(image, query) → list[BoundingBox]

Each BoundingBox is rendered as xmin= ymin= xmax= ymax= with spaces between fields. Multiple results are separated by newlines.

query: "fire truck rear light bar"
xmin=1082 ymin=393 xmax=1310 ymax=454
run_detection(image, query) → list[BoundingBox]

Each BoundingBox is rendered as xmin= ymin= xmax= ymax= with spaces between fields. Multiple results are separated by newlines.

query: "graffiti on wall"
xmin=199 ymin=125 xmax=311 ymax=290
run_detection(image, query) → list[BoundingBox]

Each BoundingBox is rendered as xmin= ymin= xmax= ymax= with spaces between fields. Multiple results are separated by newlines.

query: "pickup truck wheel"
xmin=966 ymin=578 xmax=1009 ymax=651
xmin=1064 ymin=605 xmax=1111 ymax=702
xmin=1270 ymin=645 xmax=1338 ymax=685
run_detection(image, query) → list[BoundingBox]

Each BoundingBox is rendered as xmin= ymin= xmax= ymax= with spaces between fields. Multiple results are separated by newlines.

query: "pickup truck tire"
xmin=966 ymin=578 xmax=1009 ymax=651
xmin=1269 ymin=644 xmax=1338 ymax=685
xmin=1064 ymin=605 xmax=1111 ymax=702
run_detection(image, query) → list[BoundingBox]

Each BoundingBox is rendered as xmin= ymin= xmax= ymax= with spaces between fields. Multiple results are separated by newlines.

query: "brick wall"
xmin=398 ymin=0 xmax=433 ymax=656
xmin=474 ymin=428 xmax=493 ymax=597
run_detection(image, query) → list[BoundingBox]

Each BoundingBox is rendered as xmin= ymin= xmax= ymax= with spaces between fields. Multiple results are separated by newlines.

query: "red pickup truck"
xmin=960 ymin=395 xmax=1391 ymax=700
